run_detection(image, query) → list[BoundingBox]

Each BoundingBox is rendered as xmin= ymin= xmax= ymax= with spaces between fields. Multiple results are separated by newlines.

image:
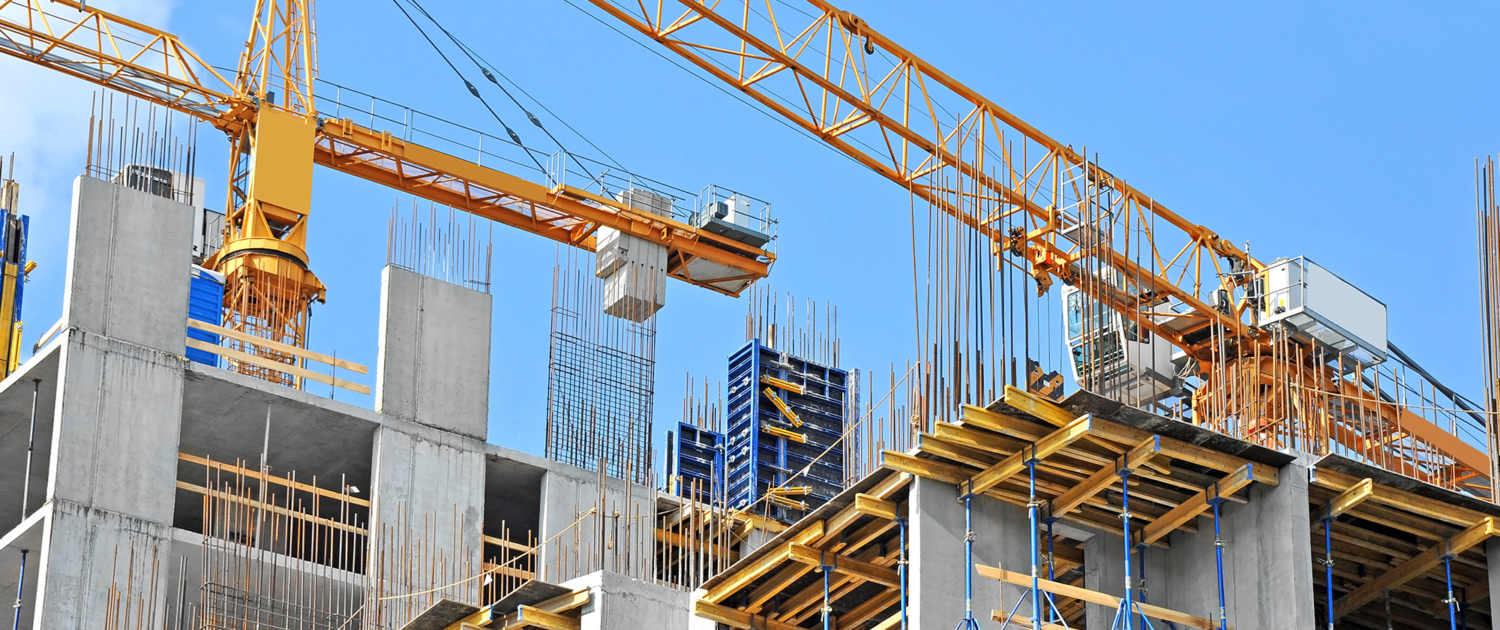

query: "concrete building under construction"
xmin=4 ymin=1 xmax=1500 ymax=630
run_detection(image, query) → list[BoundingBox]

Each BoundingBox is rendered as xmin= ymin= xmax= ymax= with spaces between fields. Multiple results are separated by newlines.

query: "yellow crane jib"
xmin=761 ymin=374 xmax=806 ymax=394
xmin=762 ymin=387 xmax=802 ymax=427
xmin=761 ymin=424 xmax=806 ymax=444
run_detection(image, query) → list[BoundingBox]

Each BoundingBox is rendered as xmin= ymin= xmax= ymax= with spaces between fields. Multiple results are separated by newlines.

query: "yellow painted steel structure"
xmin=0 ymin=0 xmax=773 ymax=384
xmin=584 ymin=0 xmax=1491 ymax=493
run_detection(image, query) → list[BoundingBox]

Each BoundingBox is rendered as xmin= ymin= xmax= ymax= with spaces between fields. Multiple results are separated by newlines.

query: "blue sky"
xmin=2 ymin=1 xmax=1497 ymax=465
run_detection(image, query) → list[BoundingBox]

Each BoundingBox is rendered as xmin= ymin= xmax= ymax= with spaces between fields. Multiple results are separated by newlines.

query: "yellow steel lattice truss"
xmin=0 ymin=0 xmax=775 ymax=387
xmin=582 ymin=0 xmax=1490 ymax=494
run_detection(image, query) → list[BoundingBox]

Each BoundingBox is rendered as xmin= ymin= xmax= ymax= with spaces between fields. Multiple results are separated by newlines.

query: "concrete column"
xmin=1083 ymin=461 xmax=1316 ymax=629
xmin=563 ymin=571 xmax=695 ymax=630
xmin=537 ymin=467 xmax=657 ymax=584
xmin=33 ymin=176 xmax=192 ymax=629
xmin=907 ymin=475 xmax=1034 ymax=629
xmin=375 ymin=265 xmax=491 ymax=441
xmin=366 ymin=419 xmax=486 ymax=625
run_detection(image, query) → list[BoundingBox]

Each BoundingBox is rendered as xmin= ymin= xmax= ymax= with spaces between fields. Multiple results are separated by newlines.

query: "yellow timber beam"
xmin=703 ymin=520 xmax=826 ymax=603
xmin=1325 ymin=478 xmax=1375 ymax=519
xmin=695 ymin=600 xmax=803 ymax=630
xmin=787 ymin=543 xmax=901 ymax=587
xmin=1045 ymin=437 xmax=1161 ymax=522
xmin=963 ymin=415 xmax=1093 ymax=497
xmin=1137 ymin=463 xmax=1256 ymax=547
xmin=315 ymin=119 xmax=773 ymax=297
xmin=1333 ymin=517 xmax=1498 ymax=619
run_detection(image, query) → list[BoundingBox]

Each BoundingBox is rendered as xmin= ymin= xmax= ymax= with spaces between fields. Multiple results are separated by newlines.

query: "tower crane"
xmin=583 ymin=0 xmax=1492 ymax=493
xmin=0 ymin=0 xmax=774 ymax=383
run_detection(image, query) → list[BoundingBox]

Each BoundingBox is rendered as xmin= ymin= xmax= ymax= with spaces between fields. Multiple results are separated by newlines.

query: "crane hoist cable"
xmin=389 ymin=0 xmax=548 ymax=174
xmin=400 ymin=0 xmax=603 ymax=180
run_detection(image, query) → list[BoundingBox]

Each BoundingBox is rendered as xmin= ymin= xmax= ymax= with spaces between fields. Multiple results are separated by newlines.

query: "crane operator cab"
xmin=1061 ymin=272 xmax=1179 ymax=407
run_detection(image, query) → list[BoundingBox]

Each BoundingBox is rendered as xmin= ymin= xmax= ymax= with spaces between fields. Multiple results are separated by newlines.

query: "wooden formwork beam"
xmin=1332 ymin=517 xmax=1497 ymax=619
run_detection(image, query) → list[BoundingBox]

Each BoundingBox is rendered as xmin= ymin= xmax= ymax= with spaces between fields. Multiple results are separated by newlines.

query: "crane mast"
xmin=0 ymin=0 xmax=776 ymax=384
xmin=583 ymin=0 xmax=1490 ymax=493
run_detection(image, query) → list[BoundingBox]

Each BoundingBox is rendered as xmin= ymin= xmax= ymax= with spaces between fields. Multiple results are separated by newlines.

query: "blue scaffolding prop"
xmin=1109 ymin=468 xmax=1157 ymax=630
xmin=1208 ymin=487 xmax=1229 ymax=630
xmin=1320 ymin=511 xmax=1335 ymax=630
xmin=897 ymin=516 xmax=909 ymax=630
xmin=996 ymin=445 xmax=1071 ymax=630
xmin=955 ymin=492 xmax=982 ymax=630
xmin=1443 ymin=547 xmax=1460 ymax=630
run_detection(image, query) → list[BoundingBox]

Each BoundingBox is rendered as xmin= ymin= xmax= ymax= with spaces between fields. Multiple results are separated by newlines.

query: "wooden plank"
xmin=787 ymin=543 xmax=900 ymax=587
xmin=976 ymin=564 xmax=1216 ymax=629
xmin=966 ymin=415 xmax=1092 ymax=497
xmin=188 ymin=318 xmax=368 ymax=374
xmin=694 ymin=600 xmax=803 ymax=630
xmin=177 ymin=452 xmax=371 ymax=507
xmin=1045 ymin=437 xmax=1159 ymax=522
xmin=1138 ymin=463 xmax=1256 ymax=546
xmin=483 ymin=534 xmax=532 ymax=554
xmin=704 ymin=520 xmax=825 ymax=603
xmin=188 ymin=337 xmax=372 ymax=395
xmin=991 ymin=610 xmax=1069 ymax=630
xmin=1333 ymin=517 xmax=1497 ymax=618
xmin=175 ymin=480 xmax=366 ymax=535
xmin=883 ymin=451 xmax=969 ymax=486
xmin=745 ymin=564 xmax=815 ymax=613
xmin=1325 ymin=478 xmax=1374 ymax=519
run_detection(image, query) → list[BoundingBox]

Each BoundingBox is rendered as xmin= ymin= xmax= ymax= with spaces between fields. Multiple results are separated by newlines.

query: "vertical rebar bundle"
xmin=1478 ymin=155 xmax=1500 ymax=496
xmin=544 ymin=246 xmax=657 ymax=485
xmin=386 ymin=200 xmax=494 ymax=293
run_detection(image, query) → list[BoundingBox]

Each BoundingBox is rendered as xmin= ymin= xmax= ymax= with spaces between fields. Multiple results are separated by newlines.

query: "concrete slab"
xmin=375 ymin=266 xmax=491 ymax=441
xmin=563 ymin=571 xmax=695 ymax=630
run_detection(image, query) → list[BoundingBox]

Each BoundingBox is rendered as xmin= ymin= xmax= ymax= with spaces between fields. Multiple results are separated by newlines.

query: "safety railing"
xmin=185 ymin=318 xmax=370 ymax=395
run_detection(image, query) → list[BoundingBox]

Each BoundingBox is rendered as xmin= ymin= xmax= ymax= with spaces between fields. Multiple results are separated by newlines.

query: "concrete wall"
xmin=907 ymin=475 xmax=1035 ymax=629
xmin=375 ymin=265 xmax=491 ymax=441
xmin=1083 ymin=460 xmax=1317 ymax=629
xmin=563 ymin=570 xmax=697 ymax=630
xmin=32 ymin=176 xmax=192 ymax=629
xmin=537 ymin=466 xmax=658 ymax=583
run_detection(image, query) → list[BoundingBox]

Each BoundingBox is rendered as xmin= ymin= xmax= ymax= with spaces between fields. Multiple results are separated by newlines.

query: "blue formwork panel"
xmin=674 ymin=422 xmax=724 ymax=503
xmin=186 ymin=266 xmax=224 ymax=367
xmin=725 ymin=339 xmax=849 ymax=524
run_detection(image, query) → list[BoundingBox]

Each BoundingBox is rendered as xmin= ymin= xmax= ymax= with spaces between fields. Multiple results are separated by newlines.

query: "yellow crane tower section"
xmin=0 ymin=0 xmax=774 ymax=383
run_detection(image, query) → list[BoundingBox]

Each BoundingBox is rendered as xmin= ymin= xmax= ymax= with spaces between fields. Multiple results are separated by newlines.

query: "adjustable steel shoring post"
xmin=11 ymin=549 xmax=25 ymax=630
xmin=1028 ymin=451 xmax=1043 ymax=629
xmin=1320 ymin=512 xmax=1335 ymax=630
xmin=897 ymin=516 xmax=909 ymax=630
xmin=821 ymin=550 xmax=838 ymax=630
xmin=1209 ymin=487 xmax=1228 ymax=630
xmin=1442 ymin=547 xmax=1459 ymax=630
xmin=955 ymin=488 xmax=981 ymax=630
